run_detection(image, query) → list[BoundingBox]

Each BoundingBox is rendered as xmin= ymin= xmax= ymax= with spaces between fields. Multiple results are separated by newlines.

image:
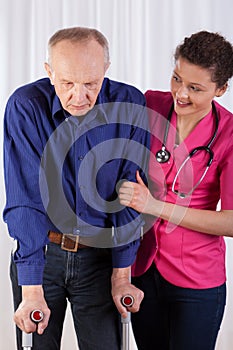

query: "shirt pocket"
xmin=181 ymin=230 xmax=225 ymax=281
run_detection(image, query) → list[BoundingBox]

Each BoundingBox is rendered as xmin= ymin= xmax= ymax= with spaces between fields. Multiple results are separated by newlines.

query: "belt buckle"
xmin=61 ymin=233 xmax=79 ymax=252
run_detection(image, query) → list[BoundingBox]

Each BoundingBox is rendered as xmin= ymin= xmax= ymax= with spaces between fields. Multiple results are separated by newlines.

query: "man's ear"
xmin=104 ymin=61 xmax=111 ymax=74
xmin=215 ymin=83 xmax=228 ymax=97
xmin=44 ymin=62 xmax=54 ymax=85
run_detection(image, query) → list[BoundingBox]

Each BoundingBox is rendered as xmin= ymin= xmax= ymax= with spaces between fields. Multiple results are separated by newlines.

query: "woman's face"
xmin=170 ymin=57 xmax=226 ymax=119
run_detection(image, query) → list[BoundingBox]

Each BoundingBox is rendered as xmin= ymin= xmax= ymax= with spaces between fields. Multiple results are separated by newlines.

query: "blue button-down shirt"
xmin=3 ymin=77 xmax=150 ymax=285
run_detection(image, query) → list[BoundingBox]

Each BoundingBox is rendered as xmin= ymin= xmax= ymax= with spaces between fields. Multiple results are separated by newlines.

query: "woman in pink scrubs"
xmin=119 ymin=31 xmax=233 ymax=350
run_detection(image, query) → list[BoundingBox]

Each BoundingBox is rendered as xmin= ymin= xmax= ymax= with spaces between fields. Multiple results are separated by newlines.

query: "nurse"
xmin=119 ymin=30 xmax=233 ymax=350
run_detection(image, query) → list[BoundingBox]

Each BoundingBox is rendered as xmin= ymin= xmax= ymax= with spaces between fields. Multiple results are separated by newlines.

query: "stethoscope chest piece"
xmin=154 ymin=102 xmax=219 ymax=197
xmin=156 ymin=146 xmax=171 ymax=163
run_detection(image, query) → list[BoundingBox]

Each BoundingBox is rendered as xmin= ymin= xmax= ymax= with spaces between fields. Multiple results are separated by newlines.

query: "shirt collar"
xmin=51 ymin=89 xmax=109 ymax=125
xmin=51 ymin=94 xmax=64 ymax=119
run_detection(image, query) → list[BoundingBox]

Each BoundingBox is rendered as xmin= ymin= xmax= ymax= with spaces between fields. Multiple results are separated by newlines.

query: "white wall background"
xmin=0 ymin=0 xmax=233 ymax=348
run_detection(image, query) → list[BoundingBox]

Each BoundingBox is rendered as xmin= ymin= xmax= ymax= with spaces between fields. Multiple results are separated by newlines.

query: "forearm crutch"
xmin=22 ymin=310 xmax=43 ymax=349
xmin=121 ymin=294 xmax=134 ymax=350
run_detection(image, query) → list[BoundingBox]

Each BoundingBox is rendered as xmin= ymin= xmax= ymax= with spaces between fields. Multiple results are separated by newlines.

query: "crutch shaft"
xmin=122 ymin=322 xmax=130 ymax=350
xmin=121 ymin=295 xmax=133 ymax=350
xmin=22 ymin=332 xmax=33 ymax=349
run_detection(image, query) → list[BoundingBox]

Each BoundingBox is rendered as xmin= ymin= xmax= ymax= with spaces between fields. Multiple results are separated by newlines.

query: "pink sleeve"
xmin=220 ymin=140 xmax=233 ymax=209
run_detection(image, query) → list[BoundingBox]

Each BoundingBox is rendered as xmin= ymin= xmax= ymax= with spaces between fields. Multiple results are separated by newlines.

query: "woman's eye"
xmin=190 ymin=86 xmax=201 ymax=92
xmin=173 ymin=75 xmax=180 ymax=83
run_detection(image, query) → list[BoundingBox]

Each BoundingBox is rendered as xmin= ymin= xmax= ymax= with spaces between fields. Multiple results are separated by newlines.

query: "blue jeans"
xmin=131 ymin=264 xmax=226 ymax=350
xmin=10 ymin=242 xmax=121 ymax=350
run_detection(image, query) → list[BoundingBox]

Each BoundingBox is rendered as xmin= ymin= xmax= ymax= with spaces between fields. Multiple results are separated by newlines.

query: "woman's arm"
xmin=118 ymin=171 xmax=233 ymax=237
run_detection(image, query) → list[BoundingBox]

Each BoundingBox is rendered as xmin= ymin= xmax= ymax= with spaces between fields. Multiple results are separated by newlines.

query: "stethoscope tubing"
xmin=155 ymin=101 xmax=219 ymax=198
xmin=156 ymin=102 xmax=219 ymax=165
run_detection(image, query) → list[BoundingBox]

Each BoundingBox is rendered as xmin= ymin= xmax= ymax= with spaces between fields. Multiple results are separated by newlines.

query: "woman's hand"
xmin=118 ymin=170 xmax=154 ymax=214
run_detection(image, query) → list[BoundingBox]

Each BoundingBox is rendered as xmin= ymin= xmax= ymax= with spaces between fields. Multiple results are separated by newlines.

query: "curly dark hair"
xmin=174 ymin=31 xmax=233 ymax=88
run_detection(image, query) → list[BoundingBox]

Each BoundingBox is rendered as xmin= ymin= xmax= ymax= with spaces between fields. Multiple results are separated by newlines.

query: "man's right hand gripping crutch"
xmin=111 ymin=266 xmax=144 ymax=350
xmin=22 ymin=310 xmax=44 ymax=350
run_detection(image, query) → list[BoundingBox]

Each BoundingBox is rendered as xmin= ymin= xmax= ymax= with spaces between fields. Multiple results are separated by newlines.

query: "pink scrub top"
xmin=132 ymin=90 xmax=233 ymax=289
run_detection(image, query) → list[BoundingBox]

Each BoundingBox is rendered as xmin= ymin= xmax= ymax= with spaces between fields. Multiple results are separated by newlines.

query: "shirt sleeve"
xmin=111 ymin=239 xmax=141 ymax=267
xmin=110 ymin=98 xmax=150 ymax=267
xmin=3 ymin=96 xmax=53 ymax=285
xmin=219 ymin=138 xmax=233 ymax=210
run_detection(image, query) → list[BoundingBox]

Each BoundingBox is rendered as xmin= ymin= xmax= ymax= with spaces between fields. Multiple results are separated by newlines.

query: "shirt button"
xmin=73 ymin=229 xmax=80 ymax=235
xmin=78 ymin=156 xmax=84 ymax=160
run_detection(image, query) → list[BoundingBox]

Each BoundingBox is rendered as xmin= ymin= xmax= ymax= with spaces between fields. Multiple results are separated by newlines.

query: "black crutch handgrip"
xmin=22 ymin=310 xmax=44 ymax=349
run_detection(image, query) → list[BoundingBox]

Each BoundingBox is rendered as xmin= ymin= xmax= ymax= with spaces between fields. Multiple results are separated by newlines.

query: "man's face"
xmin=45 ymin=39 xmax=109 ymax=116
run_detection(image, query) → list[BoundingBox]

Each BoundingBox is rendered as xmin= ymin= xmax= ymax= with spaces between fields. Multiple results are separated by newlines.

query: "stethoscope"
xmin=155 ymin=102 xmax=219 ymax=198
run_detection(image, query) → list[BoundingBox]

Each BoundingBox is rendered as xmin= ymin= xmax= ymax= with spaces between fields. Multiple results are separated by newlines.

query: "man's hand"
xmin=111 ymin=267 xmax=144 ymax=319
xmin=14 ymin=285 xmax=50 ymax=335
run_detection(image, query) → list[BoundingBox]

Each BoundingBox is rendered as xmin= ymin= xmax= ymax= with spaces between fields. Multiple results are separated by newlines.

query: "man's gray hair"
xmin=47 ymin=26 xmax=110 ymax=65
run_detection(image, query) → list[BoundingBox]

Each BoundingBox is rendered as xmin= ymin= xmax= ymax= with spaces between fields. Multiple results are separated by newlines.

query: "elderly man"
xmin=3 ymin=27 xmax=149 ymax=349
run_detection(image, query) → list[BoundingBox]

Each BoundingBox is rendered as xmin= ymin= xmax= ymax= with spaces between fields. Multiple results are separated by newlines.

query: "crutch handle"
xmin=22 ymin=310 xmax=44 ymax=349
xmin=121 ymin=294 xmax=134 ymax=308
xmin=121 ymin=296 xmax=133 ymax=350
xmin=30 ymin=310 xmax=44 ymax=323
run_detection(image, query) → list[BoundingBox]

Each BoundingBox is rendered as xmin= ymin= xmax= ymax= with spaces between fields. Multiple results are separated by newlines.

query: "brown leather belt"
xmin=48 ymin=231 xmax=89 ymax=252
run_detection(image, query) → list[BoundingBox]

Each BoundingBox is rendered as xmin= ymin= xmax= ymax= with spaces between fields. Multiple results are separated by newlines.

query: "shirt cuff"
xmin=111 ymin=239 xmax=140 ymax=268
xmin=16 ymin=262 xmax=45 ymax=285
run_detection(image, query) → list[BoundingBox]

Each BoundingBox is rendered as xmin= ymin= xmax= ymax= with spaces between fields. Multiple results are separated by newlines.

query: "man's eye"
xmin=85 ymin=82 xmax=97 ymax=90
xmin=62 ymin=82 xmax=73 ymax=89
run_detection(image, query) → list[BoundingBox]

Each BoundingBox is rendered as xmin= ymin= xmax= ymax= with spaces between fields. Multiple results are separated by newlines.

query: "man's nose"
xmin=72 ymin=84 xmax=86 ymax=102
